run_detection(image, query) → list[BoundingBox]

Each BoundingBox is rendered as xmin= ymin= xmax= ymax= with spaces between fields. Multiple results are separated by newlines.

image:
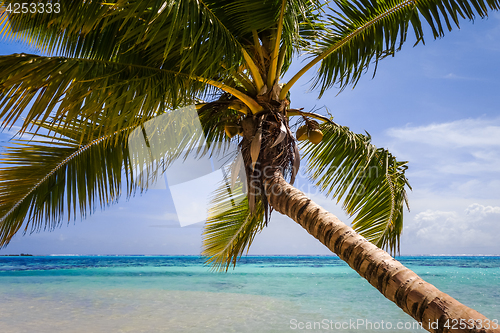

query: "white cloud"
xmin=384 ymin=117 xmax=500 ymax=192
xmin=404 ymin=203 xmax=500 ymax=249
xmin=465 ymin=203 xmax=500 ymax=218
xmin=387 ymin=117 xmax=500 ymax=148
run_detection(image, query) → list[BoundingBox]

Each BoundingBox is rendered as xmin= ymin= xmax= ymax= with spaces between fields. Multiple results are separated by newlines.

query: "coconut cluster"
xmin=295 ymin=120 xmax=323 ymax=144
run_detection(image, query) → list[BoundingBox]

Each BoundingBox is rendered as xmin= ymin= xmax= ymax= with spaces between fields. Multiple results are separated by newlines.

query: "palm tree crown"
xmin=0 ymin=0 xmax=498 ymax=271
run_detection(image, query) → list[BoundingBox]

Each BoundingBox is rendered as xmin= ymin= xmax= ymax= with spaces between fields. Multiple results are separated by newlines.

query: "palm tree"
xmin=0 ymin=0 xmax=498 ymax=331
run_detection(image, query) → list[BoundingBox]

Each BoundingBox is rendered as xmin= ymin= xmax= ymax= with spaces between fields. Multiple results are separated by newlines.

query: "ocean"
xmin=0 ymin=256 xmax=498 ymax=332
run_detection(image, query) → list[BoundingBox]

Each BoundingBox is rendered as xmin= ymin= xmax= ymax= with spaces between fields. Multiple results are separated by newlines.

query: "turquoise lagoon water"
xmin=0 ymin=256 xmax=498 ymax=332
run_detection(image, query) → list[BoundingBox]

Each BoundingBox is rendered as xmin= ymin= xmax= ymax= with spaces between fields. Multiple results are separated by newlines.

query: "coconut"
xmin=309 ymin=120 xmax=320 ymax=129
xmin=224 ymin=123 xmax=240 ymax=138
xmin=308 ymin=128 xmax=323 ymax=144
xmin=296 ymin=125 xmax=308 ymax=141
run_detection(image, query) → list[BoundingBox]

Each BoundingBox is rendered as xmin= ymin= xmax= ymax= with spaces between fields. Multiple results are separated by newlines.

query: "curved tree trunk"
xmin=264 ymin=171 xmax=499 ymax=333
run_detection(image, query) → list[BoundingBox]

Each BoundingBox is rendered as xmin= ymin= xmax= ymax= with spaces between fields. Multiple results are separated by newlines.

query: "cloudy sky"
xmin=1 ymin=12 xmax=499 ymax=256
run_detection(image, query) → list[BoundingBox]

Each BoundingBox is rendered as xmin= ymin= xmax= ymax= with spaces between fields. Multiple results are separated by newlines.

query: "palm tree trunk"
xmin=264 ymin=170 xmax=499 ymax=333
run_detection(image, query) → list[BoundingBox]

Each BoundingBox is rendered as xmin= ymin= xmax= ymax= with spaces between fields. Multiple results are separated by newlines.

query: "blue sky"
xmin=1 ymin=12 xmax=500 ymax=256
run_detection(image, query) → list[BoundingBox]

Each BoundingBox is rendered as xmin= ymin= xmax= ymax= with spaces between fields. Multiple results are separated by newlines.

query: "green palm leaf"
xmin=0 ymin=123 xmax=135 ymax=247
xmin=202 ymin=168 xmax=265 ymax=272
xmin=217 ymin=0 xmax=321 ymax=47
xmin=1 ymin=0 xmax=244 ymax=77
xmin=0 ymin=105 xmax=231 ymax=247
xmin=300 ymin=121 xmax=410 ymax=254
xmin=281 ymin=0 xmax=500 ymax=98
xmin=315 ymin=0 xmax=500 ymax=92
xmin=1 ymin=0 xmax=328 ymax=94
xmin=0 ymin=53 xmax=211 ymax=134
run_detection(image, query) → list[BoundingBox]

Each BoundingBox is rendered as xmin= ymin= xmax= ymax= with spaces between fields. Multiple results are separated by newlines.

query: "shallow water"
xmin=0 ymin=256 xmax=499 ymax=332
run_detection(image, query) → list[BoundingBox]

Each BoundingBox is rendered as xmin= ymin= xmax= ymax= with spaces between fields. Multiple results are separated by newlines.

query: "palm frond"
xmin=300 ymin=121 xmax=411 ymax=254
xmin=0 ymin=123 xmax=135 ymax=247
xmin=0 ymin=54 xmax=210 ymax=134
xmin=0 ymin=7 xmax=12 ymax=39
xmin=283 ymin=0 xmax=500 ymax=97
xmin=128 ymin=104 xmax=233 ymax=175
xmin=268 ymin=0 xmax=287 ymax=87
xmin=0 ymin=102 xmax=233 ymax=247
xmin=316 ymin=0 xmax=500 ymax=93
xmin=210 ymin=0 xmax=323 ymax=74
xmin=197 ymin=101 xmax=240 ymax=156
xmin=1 ymin=0 xmax=244 ymax=78
xmin=280 ymin=0 xmax=327 ymax=73
xmin=202 ymin=170 xmax=265 ymax=272
xmin=214 ymin=0 xmax=310 ymax=37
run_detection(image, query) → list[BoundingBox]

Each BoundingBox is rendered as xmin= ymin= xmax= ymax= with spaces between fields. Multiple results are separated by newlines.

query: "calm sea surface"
xmin=0 ymin=256 xmax=498 ymax=332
